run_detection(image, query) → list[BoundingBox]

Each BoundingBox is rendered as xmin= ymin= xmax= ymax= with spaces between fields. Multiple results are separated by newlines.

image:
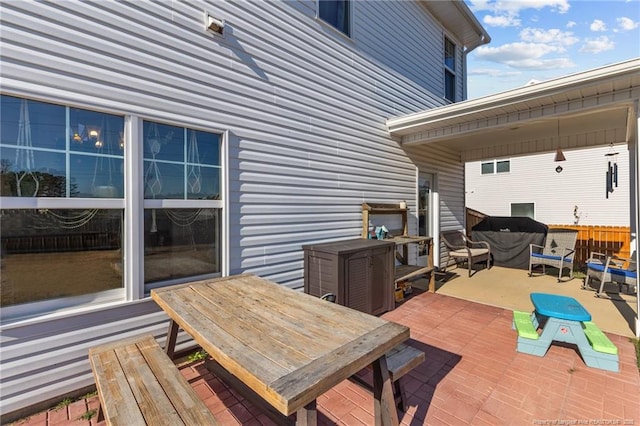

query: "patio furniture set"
xmin=86 ymin=220 xmax=633 ymax=424
xmin=89 ymin=274 xmax=425 ymax=426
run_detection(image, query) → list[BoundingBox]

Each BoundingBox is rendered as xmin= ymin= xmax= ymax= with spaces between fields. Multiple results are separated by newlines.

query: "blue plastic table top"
xmin=530 ymin=293 xmax=592 ymax=322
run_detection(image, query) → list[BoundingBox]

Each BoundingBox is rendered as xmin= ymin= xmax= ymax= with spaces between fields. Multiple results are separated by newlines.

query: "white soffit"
xmin=421 ymin=0 xmax=491 ymax=50
xmin=387 ymin=58 xmax=640 ymax=151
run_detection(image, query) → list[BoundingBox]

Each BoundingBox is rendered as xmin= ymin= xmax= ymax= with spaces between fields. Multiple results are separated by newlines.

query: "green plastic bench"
xmin=513 ymin=310 xmax=539 ymax=340
xmin=582 ymin=321 xmax=618 ymax=355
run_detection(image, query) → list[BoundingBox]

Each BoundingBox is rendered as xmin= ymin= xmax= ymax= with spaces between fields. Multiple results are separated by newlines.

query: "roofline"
xmin=452 ymin=0 xmax=491 ymax=51
xmin=421 ymin=0 xmax=491 ymax=53
xmin=387 ymin=57 xmax=640 ymax=134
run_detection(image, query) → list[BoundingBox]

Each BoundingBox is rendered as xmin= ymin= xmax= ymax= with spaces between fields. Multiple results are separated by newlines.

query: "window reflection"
xmin=0 ymin=95 xmax=124 ymax=198
xmin=143 ymin=120 xmax=221 ymax=200
xmin=0 ymin=209 xmax=124 ymax=307
xmin=144 ymin=208 xmax=220 ymax=284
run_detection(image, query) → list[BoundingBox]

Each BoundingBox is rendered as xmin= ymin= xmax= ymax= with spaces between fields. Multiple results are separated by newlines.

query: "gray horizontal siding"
xmin=0 ymin=0 xmax=460 ymax=417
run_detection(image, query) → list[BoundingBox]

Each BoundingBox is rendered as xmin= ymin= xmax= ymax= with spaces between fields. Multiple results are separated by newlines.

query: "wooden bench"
xmin=89 ymin=334 xmax=219 ymax=426
xmin=350 ymin=342 xmax=425 ymax=412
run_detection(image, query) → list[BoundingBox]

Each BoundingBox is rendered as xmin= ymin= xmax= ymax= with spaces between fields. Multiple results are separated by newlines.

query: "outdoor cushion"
xmin=450 ymin=248 xmax=489 ymax=257
xmin=586 ymin=262 xmax=606 ymax=272
xmin=532 ymin=253 xmax=573 ymax=262
xmin=586 ymin=262 xmax=636 ymax=278
xmin=610 ymin=268 xmax=636 ymax=279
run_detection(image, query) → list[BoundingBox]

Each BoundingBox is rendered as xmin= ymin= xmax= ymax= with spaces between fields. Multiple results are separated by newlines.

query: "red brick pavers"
xmin=8 ymin=291 xmax=640 ymax=425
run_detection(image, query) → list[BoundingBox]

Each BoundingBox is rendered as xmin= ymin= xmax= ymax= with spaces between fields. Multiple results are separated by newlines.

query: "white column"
xmin=125 ymin=116 xmax=145 ymax=300
xmin=633 ymin=100 xmax=640 ymax=338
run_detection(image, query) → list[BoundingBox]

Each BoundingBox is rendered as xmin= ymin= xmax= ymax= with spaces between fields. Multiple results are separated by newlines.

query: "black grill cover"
xmin=472 ymin=217 xmax=548 ymax=269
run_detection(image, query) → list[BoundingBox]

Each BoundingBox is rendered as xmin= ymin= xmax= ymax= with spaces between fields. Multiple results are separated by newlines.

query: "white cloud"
xmin=474 ymin=42 xmax=575 ymax=69
xmin=468 ymin=0 xmax=570 ymax=14
xmin=476 ymin=42 xmax=560 ymax=61
xmin=469 ymin=0 xmax=569 ymax=28
xmin=616 ymin=17 xmax=639 ymax=31
xmin=566 ymin=21 xmax=576 ymax=28
xmin=483 ymin=15 xmax=521 ymax=27
xmin=590 ymin=19 xmax=607 ymax=32
xmin=468 ymin=68 xmax=522 ymax=78
xmin=519 ymin=28 xmax=579 ymax=48
xmin=579 ymin=36 xmax=615 ymax=53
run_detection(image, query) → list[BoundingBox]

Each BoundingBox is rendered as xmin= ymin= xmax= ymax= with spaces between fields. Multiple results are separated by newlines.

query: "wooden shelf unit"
xmin=361 ymin=202 xmax=436 ymax=292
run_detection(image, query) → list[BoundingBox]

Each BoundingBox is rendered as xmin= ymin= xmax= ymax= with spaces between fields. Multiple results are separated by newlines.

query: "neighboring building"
xmin=465 ymin=145 xmax=630 ymax=226
xmin=0 ymin=0 xmax=489 ymax=419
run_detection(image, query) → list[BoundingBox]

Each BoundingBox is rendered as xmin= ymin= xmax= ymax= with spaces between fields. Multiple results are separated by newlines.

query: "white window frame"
xmin=444 ymin=36 xmax=457 ymax=102
xmin=510 ymin=202 xmax=535 ymax=219
xmin=481 ymin=159 xmax=511 ymax=175
xmin=0 ymin=95 xmax=228 ymax=323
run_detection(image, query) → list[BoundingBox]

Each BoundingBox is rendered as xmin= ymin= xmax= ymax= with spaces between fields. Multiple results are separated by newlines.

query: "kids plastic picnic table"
xmin=513 ymin=293 xmax=618 ymax=372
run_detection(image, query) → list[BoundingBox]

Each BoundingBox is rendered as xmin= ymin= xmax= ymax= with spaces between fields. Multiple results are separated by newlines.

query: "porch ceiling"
xmin=387 ymin=58 xmax=640 ymax=162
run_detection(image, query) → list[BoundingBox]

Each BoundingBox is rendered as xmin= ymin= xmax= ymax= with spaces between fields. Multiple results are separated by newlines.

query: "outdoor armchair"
xmin=528 ymin=229 xmax=578 ymax=281
xmin=440 ymin=230 xmax=491 ymax=277
xmin=583 ymin=252 xmax=637 ymax=298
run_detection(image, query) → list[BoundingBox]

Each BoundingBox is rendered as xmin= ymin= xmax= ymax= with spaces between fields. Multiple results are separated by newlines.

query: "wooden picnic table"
xmin=151 ymin=274 xmax=410 ymax=425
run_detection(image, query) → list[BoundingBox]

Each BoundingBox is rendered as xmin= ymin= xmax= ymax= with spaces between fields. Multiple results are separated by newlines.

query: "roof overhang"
xmin=421 ymin=0 xmax=491 ymax=51
xmin=387 ymin=58 xmax=640 ymax=162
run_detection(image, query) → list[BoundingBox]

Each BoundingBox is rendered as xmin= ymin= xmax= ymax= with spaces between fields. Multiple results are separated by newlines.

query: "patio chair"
xmin=440 ymin=230 xmax=491 ymax=277
xmin=528 ymin=229 xmax=578 ymax=281
xmin=583 ymin=252 xmax=637 ymax=298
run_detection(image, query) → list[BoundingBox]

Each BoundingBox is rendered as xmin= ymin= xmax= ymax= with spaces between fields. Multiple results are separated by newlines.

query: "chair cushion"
xmin=531 ymin=253 xmax=572 ymax=262
xmin=586 ymin=262 xmax=606 ymax=273
xmin=450 ymin=248 xmax=488 ymax=258
xmin=610 ymin=268 xmax=636 ymax=279
xmin=587 ymin=263 xmax=636 ymax=279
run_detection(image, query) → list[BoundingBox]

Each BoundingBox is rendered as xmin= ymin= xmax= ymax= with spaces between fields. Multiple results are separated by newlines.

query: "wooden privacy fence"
xmin=548 ymin=225 xmax=632 ymax=268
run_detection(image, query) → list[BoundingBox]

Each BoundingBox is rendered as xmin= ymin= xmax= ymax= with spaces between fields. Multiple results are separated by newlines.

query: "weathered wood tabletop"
xmin=151 ymin=273 xmax=409 ymax=425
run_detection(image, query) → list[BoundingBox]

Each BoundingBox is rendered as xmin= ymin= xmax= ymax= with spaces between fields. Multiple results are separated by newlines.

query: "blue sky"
xmin=464 ymin=0 xmax=640 ymax=99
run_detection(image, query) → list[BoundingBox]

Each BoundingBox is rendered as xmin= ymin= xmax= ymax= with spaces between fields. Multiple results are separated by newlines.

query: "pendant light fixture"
xmin=554 ymin=120 xmax=566 ymax=162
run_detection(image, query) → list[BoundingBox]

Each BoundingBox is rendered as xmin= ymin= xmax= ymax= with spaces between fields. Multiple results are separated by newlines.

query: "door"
xmin=418 ymin=172 xmax=435 ymax=266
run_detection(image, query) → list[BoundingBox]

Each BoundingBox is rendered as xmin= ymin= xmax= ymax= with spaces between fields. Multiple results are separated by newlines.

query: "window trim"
xmin=481 ymin=159 xmax=511 ymax=175
xmin=444 ymin=36 xmax=457 ymax=102
xmin=510 ymin=202 xmax=536 ymax=219
xmin=0 ymin=95 xmax=228 ymax=321
xmin=317 ymin=0 xmax=352 ymax=38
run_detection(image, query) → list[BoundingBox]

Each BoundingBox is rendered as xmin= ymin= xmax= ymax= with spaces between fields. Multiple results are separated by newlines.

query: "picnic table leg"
xmin=296 ymin=400 xmax=317 ymax=426
xmin=164 ymin=319 xmax=179 ymax=359
xmin=372 ymin=355 xmax=399 ymax=426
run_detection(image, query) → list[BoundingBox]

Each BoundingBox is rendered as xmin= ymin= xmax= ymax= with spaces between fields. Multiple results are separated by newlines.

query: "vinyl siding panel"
xmin=0 ymin=0 xmax=463 ymax=417
xmin=465 ymin=146 xmax=630 ymax=226
xmin=403 ymin=144 xmax=465 ymax=266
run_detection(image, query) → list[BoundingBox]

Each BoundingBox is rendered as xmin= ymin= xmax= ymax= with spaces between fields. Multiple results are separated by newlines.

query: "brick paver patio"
xmin=9 ymin=290 xmax=640 ymax=425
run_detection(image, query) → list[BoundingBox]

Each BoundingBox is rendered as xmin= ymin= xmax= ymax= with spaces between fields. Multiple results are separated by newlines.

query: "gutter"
xmin=388 ymin=57 xmax=640 ymax=134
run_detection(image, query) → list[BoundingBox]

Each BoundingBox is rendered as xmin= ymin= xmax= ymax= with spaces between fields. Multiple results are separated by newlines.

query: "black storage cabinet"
xmin=303 ymin=239 xmax=395 ymax=315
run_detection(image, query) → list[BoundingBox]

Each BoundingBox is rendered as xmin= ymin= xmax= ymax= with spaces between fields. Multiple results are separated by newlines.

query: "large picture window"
xmin=0 ymin=95 xmax=224 ymax=317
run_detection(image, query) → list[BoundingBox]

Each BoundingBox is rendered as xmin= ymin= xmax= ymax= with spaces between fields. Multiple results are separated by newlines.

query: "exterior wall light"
xmin=206 ymin=14 xmax=225 ymax=35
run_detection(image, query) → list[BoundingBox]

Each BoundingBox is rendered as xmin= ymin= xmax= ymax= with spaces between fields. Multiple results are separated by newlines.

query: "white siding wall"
xmin=0 ymin=0 xmax=461 ymax=418
xmin=465 ymin=145 xmax=630 ymax=226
